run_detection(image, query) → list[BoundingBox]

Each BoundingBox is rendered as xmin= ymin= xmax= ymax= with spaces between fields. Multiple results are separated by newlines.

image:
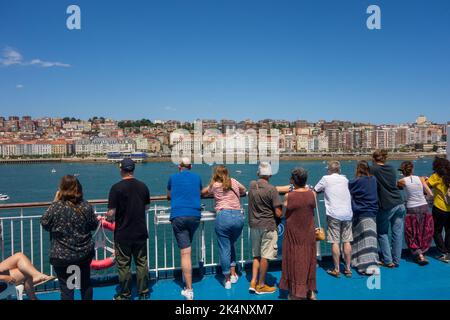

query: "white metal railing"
xmin=0 ymin=199 xmax=323 ymax=288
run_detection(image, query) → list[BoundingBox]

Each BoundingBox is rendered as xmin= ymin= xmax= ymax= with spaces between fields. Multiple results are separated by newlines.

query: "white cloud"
xmin=164 ymin=106 xmax=177 ymax=112
xmin=1 ymin=47 xmax=23 ymax=66
xmin=0 ymin=47 xmax=71 ymax=68
xmin=29 ymin=59 xmax=71 ymax=68
xmin=16 ymin=84 xmax=24 ymax=89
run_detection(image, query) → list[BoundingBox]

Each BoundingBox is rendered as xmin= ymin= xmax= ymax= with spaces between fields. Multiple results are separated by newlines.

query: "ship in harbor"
xmin=106 ymin=152 xmax=148 ymax=163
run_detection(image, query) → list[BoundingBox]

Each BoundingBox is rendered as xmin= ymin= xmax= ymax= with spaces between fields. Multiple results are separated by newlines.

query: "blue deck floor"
xmin=37 ymin=255 xmax=450 ymax=300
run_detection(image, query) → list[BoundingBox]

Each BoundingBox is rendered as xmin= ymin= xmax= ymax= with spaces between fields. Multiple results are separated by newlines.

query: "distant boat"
xmin=236 ymin=170 xmax=242 ymax=174
xmin=74 ymin=173 xmax=80 ymax=177
xmin=0 ymin=194 xmax=10 ymax=201
xmin=51 ymin=169 xmax=56 ymax=174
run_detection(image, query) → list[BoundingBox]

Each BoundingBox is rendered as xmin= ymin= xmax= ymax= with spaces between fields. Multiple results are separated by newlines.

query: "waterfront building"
xmin=75 ymin=138 xmax=135 ymax=155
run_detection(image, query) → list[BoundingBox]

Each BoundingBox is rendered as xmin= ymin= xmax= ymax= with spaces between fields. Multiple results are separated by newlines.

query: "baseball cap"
xmin=120 ymin=158 xmax=135 ymax=172
xmin=258 ymin=162 xmax=272 ymax=176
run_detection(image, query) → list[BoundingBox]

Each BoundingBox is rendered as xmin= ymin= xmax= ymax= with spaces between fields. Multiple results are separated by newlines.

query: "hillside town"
xmin=0 ymin=115 xmax=447 ymax=158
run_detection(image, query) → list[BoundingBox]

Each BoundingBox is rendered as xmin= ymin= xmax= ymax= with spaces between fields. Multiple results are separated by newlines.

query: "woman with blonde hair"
xmin=202 ymin=165 xmax=246 ymax=289
xmin=41 ymin=175 xmax=98 ymax=300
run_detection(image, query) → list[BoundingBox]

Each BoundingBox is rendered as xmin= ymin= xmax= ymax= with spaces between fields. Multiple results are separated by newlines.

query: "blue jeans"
xmin=376 ymin=204 xmax=406 ymax=265
xmin=215 ymin=210 xmax=245 ymax=276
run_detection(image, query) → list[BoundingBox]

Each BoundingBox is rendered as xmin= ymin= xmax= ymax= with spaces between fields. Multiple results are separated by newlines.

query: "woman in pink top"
xmin=202 ymin=165 xmax=246 ymax=289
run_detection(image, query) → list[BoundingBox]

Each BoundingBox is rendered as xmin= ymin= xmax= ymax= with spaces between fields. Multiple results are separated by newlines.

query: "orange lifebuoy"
xmin=91 ymin=257 xmax=115 ymax=270
xmin=90 ymin=217 xmax=116 ymax=270
xmin=100 ymin=218 xmax=115 ymax=232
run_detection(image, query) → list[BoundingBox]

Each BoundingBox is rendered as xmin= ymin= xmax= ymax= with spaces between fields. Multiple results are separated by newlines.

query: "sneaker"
xmin=230 ymin=274 xmax=239 ymax=284
xmin=438 ymin=254 xmax=449 ymax=263
xmin=224 ymin=280 xmax=232 ymax=290
xmin=181 ymin=289 xmax=194 ymax=300
xmin=249 ymin=281 xmax=257 ymax=293
xmin=113 ymin=294 xmax=131 ymax=301
xmin=255 ymin=284 xmax=276 ymax=295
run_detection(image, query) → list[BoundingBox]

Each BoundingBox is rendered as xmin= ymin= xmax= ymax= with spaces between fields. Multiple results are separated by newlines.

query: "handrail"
xmin=0 ymin=194 xmax=247 ymax=211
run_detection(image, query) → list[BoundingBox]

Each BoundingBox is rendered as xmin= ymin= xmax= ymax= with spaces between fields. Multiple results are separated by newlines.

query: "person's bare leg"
xmin=258 ymin=258 xmax=269 ymax=287
xmin=331 ymin=243 xmax=341 ymax=271
xmin=343 ymin=242 xmax=352 ymax=271
xmin=180 ymin=247 xmax=193 ymax=290
xmin=9 ymin=268 xmax=37 ymax=300
xmin=251 ymin=258 xmax=260 ymax=285
xmin=0 ymin=253 xmax=46 ymax=282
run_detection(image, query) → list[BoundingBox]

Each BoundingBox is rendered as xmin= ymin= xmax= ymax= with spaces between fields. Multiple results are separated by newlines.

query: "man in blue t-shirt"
xmin=167 ymin=157 xmax=202 ymax=300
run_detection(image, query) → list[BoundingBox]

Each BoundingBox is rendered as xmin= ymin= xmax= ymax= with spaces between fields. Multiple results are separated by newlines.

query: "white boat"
xmin=51 ymin=169 xmax=56 ymax=174
xmin=236 ymin=170 xmax=242 ymax=174
xmin=0 ymin=194 xmax=10 ymax=201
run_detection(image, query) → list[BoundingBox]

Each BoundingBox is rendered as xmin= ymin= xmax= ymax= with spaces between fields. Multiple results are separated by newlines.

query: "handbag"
xmin=313 ymin=192 xmax=326 ymax=241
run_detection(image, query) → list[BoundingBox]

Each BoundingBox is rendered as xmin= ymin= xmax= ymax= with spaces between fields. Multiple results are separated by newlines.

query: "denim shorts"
xmin=171 ymin=216 xmax=201 ymax=250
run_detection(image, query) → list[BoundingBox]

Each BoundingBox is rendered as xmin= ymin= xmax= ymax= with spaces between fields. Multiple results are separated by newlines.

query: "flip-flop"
xmin=33 ymin=276 xmax=56 ymax=287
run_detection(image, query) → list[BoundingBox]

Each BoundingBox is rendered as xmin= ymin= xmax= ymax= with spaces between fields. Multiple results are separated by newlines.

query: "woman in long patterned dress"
xmin=279 ymin=168 xmax=317 ymax=300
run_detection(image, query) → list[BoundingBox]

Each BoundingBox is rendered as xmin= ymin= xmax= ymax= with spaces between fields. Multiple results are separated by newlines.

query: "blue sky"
xmin=0 ymin=0 xmax=449 ymax=123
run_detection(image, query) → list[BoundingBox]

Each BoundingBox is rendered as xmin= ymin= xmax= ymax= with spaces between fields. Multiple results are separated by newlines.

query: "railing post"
xmin=201 ymin=221 xmax=206 ymax=268
xmin=154 ymin=204 xmax=159 ymax=279
xmin=0 ymin=220 xmax=4 ymax=261
xmin=20 ymin=208 xmax=24 ymax=253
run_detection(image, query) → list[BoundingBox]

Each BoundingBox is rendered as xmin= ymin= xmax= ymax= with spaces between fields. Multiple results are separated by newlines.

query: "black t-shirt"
xmin=108 ymin=178 xmax=150 ymax=243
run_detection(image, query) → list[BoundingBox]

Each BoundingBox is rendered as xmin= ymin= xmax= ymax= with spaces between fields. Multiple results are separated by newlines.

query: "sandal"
xmin=326 ymin=269 xmax=340 ymax=278
xmin=344 ymin=269 xmax=353 ymax=278
xmin=378 ymin=261 xmax=396 ymax=268
xmin=33 ymin=275 xmax=56 ymax=287
xmin=415 ymin=255 xmax=429 ymax=266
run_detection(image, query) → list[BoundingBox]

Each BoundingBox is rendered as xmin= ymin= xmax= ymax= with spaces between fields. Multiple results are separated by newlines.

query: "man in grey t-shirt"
xmin=248 ymin=162 xmax=282 ymax=295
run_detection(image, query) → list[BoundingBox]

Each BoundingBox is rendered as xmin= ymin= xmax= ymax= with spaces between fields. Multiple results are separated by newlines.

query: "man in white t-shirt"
xmin=314 ymin=161 xmax=354 ymax=278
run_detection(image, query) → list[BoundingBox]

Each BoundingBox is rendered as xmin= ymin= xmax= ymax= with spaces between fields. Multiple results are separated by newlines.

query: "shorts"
xmin=250 ymin=228 xmax=278 ymax=260
xmin=327 ymin=216 xmax=353 ymax=243
xmin=171 ymin=216 xmax=201 ymax=250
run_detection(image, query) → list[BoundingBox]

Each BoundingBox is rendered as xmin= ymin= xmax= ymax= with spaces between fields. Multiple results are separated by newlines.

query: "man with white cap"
xmin=167 ymin=157 xmax=203 ymax=300
xmin=248 ymin=162 xmax=283 ymax=295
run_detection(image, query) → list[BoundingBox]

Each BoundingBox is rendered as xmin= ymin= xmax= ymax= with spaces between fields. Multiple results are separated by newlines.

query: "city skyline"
xmin=1 ymin=0 xmax=450 ymax=123
xmin=0 ymin=114 xmax=448 ymax=126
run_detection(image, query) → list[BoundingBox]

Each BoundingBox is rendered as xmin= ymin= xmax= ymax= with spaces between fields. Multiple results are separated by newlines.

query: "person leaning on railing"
xmin=167 ymin=157 xmax=203 ymax=301
xmin=247 ymin=162 xmax=283 ymax=295
xmin=424 ymin=157 xmax=450 ymax=263
xmin=397 ymin=161 xmax=434 ymax=265
xmin=107 ymin=158 xmax=151 ymax=301
xmin=40 ymin=175 xmax=98 ymax=301
xmin=279 ymin=168 xmax=317 ymax=300
xmin=201 ymin=165 xmax=246 ymax=290
xmin=0 ymin=252 xmax=55 ymax=300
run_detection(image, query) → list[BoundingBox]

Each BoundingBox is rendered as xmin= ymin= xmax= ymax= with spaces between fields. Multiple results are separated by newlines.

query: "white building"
xmin=296 ymin=135 xmax=309 ymax=152
xmin=75 ymin=138 xmax=135 ymax=155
